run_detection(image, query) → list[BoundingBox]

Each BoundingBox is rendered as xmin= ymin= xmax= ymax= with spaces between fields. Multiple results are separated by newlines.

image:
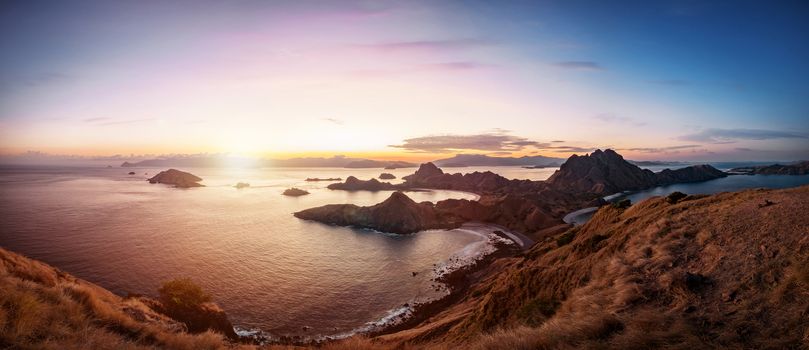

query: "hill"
xmin=379 ymin=185 xmax=809 ymax=349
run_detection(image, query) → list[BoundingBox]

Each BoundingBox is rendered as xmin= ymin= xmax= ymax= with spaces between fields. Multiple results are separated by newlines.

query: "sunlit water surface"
xmin=0 ymin=165 xmax=551 ymax=337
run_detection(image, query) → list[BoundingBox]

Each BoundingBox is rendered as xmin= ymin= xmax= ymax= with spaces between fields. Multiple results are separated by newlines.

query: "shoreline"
xmin=237 ymin=222 xmax=521 ymax=346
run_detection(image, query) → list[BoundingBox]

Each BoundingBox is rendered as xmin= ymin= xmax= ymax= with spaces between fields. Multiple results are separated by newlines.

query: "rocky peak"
xmin=547 ymin=149 xmax=657 ymax=194
xmin=417 ymin=162 xmax=443 ymax=176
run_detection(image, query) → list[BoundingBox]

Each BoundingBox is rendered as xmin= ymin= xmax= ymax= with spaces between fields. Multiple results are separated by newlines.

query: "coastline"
xmin=237 ymin=222 xmax=523 ymax=345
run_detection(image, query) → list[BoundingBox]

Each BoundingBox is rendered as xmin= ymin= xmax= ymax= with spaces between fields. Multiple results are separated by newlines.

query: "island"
xmin=234 ymin=182 xmax=250 ymax=189
xmin=306 ymin=149 xmax=728 ymax=238
xmin=305 ymin=177 xmax=342 ymax=182
xmin=282 ymin=188 xmax=310 ymax=196
xmin=147 ymin=169 xmax=204 ymax=188
xmin=326 ymin=176 xmax=398 ymax=191
xmin=379 ymin=173 xmax=396 ymax=180
xmin=729 ymin=161 xmax=809 ymax=175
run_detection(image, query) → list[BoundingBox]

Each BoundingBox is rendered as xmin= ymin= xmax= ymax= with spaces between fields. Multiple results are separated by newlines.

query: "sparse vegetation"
xmin=159 ymin=278 xmax=211 ymax=310
xmin=666 ymin=191 xmax=687 ymax=204
xmin=555 ymin=231 xmax=575 ymax=246
xmin=612 ymin=198 xmax=632 ymax=209
xmin=0 ymin=248 xmax=243 ymax=350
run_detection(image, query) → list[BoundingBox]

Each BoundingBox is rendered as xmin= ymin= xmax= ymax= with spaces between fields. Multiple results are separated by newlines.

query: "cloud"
xmin=619 ymin=144 xmax=702 ymax=153
xmin=322 ymin=117 xmax=344 ymax=125
xmin=353 ymin=38 xmax=493 ymax=52
xmin=95 ymin=118 xmax=156 ymax=126
xmin=390 ymin=131 xmax=542 ymax=153
xmin=83 ymin=117 xmax=111 ymax=123
xmin=536 ymin=145 xmax=598 ymax=153
xmin=678 ymin=128 xmax=808 ymax=143
xmin=552 ymin=61 xmax=605 ymax=71
xmin=592 ymin=113 xmax=647 ymax=127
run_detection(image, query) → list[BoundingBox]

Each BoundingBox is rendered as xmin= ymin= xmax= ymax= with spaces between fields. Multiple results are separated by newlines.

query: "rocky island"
xmin=729 ymin=161 xmax=809 ymax=175
xmin=379 ymin=173 xmax=396 ymax=180
xmin=282 ymin=188 xmax=310 ymax=196
xmin=326 ymin=176 xmax=398 ymax=191
xmin=305 ymin=177 xmax=342 ymax=182
xmin=295 ymin=191 xmax=463 ymax=234
xmin=306 ymin=149 xmax=728 ymax=239
xmin=147 ymin=169 xmax=204 ymax=188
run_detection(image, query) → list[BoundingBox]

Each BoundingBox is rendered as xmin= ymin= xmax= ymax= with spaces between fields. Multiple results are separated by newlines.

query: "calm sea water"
xmin=0 ymin=165 xmax=551 ymax=338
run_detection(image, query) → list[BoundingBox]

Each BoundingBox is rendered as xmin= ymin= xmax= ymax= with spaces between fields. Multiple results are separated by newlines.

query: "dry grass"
xmin=385 ymin=185 xmax=809 ymax=349
xmin=0 ymin=247 xmax=252 ymax=350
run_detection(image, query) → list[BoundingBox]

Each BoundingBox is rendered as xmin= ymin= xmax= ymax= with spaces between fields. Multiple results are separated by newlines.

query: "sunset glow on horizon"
xmin=2 ymin=1 xmax=808 ymax=163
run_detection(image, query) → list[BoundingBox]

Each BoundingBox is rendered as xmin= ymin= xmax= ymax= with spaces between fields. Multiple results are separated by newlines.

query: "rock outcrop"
xmin=326 ymin=176 xmax=398 ymax=191
xmin=402 ymin=162 xmax=516 ymax=193
xmin=294 ymin=191 xmax=464 ymax=234
xmin=140 ymin=298 xmax=238 ymax=339
xmin=282 ymin=188 xmax=310 ymax=196
xmin=546 ymin=149 xmax=658 ymax=194
xmin=655 ymin=164 xmax=727 ymax=184
xmin=147 ymin=169 xmax=204 ymax=188
xmin=379 ymin=173 xmax=396 ymax=180
xmin=547 ymin=149 xmax=726 ymax=195
xmin=729 ymin=161 xmax=809 ymax=175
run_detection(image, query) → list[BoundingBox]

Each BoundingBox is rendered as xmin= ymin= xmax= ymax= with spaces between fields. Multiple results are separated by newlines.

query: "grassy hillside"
xmin=383 ymin=185 xmax=809 ymax=349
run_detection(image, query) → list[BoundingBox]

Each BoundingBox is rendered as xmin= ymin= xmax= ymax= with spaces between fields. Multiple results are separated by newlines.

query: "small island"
xmin=128 ymin=171 xmax=136 ymax=175
xmin=147 ymin=169 xmax=204 ymax=188
xmin=283 ymin=188 xmax=310 ymax=196
xmin=326 ymin=176 xmax=398 ymax=191
xmin=729 ymin=161 xmax=809 ymax=175
xmin=305 ymin=177 xmax=342 ymax=182
xmin=379 ymin=173 xmax=396 ymax=180
xmin=234 ymin=182 xmax=250 ymax=189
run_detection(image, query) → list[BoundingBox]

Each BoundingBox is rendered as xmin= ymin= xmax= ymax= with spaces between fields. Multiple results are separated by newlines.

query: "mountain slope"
xmin=380 ymin=185 xmax=809 ymax=349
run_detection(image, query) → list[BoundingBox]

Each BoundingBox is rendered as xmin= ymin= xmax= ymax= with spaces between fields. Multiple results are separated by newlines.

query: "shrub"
xmin=158 ymin=278 xmax=211 ymax=310
xmin=516 ymin=297 xmax=560 ymax=326
xmin=612 ymin=199 xmax=632 ymax=209
xmin=666 ymin=191 xmax=687 ymax=204
xmin=556 ymin=231 xmax=575 ymax=247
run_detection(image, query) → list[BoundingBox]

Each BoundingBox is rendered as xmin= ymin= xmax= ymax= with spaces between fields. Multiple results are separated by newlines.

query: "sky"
xmin=1 ymin=0 xmax=808 ymax=162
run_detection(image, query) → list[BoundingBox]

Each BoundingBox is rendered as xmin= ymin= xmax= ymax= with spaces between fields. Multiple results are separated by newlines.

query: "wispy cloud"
xmin=349 ymin=61 xmax=493 ymax=77
xmin=83 ymin=116 xmax=157 ymax=126
xmin=619 ymin=144 xmax=702 ymax=153
xmin=592 ymin=113 xmax=646 ymax=127
xmin=679 ymin=128 xmax=808 ymax=143
xmin=552 ymin=61 xmax=605 ymax=71
xmin=83 ymin=117 xmax=111 ymax=123
xmin=352 ymin=38 xmax=493 ymax=53
xmin=535 ymin=145 xmax=598 ymax=153
xmin=322 ymin=117 xmax=344 ymax=125
xmin=390 ymin=131 xmax=542 ymax=153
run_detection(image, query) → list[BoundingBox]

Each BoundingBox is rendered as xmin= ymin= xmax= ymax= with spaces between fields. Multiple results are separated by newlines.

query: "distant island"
xmin=121 ymin=155 xmax=416 ymax=169
xmin=147 ymin=169 xmax=204 ymax=188
xmin=729 ymin=161 xmax=809 ymax=175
